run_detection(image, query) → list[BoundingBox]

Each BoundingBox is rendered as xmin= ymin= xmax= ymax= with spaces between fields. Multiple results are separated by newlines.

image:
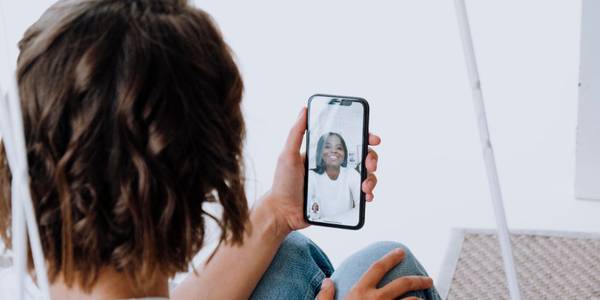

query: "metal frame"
xmin=0 ymin=1 xmax=51 ymax=298
xmin=454 ymin=1 xmax=522 ymax=299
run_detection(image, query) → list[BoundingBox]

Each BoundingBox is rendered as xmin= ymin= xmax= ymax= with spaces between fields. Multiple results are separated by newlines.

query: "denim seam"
xmin=304 ymin=270 xmax=325 ymax=300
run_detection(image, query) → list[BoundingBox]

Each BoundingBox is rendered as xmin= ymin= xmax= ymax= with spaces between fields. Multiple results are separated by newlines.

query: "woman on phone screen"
xmin=308 ymin=132 xmax=361 ymax=219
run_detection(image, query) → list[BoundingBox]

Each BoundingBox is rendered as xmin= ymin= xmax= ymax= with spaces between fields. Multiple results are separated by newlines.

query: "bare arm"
xmin=172 ymin=108 xmax=381 ymax=300
xmin=171 ymin=108 xmax=309 ymax=300
xmin=171 ymin=195 xmax=289 ymax=300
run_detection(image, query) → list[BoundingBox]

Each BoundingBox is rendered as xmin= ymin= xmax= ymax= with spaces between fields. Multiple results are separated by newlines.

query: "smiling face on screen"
xmin=322 ymin=134 xmax=345 ymax=168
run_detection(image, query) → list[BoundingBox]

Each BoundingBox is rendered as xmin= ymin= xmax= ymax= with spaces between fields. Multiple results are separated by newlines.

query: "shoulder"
xmin=341 ymin=167 xmax=361 ymax=180
xmin=309 ymin=169 xmax=321 ymax=179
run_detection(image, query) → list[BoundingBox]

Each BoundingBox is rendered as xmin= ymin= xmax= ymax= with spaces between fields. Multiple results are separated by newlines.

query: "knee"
xmin=250 ymin=232 xmax=334 ymax=299
xmin=367 ymin=241 xmax=412 ymax=256
xmin=274 ymin=232 xmax=334 ymax=275
xmin=360 ymin=241 xmax=414 ymax=260
xmin=364 ymin=242 xmax=440 ymax=299
xmin=279 ymin=231 xmax=312 ymax=253
xmin=352 ymin=241 xmax=428 ymax=278
xmin=366 ymin=241 xmax=428 ymax=278
xmin=374 ymin=241 xmax=417 ymax=259
xmin=275 ymin=231 xmax=314 ymax=262
xmin=331 ymin=241 xmax=431 ymax=300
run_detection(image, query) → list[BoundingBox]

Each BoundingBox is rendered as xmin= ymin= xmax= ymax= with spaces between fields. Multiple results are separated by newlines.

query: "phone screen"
xmin=304 ymin=94 xmax=369 ymax=229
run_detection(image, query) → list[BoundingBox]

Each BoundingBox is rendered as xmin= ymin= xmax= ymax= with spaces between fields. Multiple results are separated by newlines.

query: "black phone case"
xmin=303 ymin=94 xmax=370 ymax=230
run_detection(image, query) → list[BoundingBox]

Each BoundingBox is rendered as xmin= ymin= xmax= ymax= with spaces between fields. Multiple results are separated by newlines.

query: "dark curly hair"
xmin=0 ymin=0 xmax=248 ymax=292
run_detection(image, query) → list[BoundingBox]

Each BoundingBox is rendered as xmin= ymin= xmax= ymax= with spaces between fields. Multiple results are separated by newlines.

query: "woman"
xmin=0 ymin=0 xmax=441 ymax=299
xmin=308 ymin=132 xmax=361 ymax=220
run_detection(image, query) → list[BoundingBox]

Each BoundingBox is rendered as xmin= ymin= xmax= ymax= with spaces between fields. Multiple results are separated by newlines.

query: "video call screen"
xmin=306 ymin=95 xmax=365 ymax=227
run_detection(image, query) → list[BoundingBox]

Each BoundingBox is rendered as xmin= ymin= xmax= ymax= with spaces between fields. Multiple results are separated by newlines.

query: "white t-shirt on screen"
xmin=308 ymin=167 xmax=361 ymax=218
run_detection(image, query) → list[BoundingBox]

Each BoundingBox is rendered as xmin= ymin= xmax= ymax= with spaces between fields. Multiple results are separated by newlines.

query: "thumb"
xmin=283 ymin=107 xmax=307 ymax=155
xmin=316 ymin=278 xmax=335 ymax=300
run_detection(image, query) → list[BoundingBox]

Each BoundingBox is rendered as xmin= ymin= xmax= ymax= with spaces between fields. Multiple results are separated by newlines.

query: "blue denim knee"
xmin=331 ymin=241 xmax=441 ymax=300
xmin=250 ymin=232 xmax=334 ymax=300
xmin=251 ymin=234 xmax=440 ymax=300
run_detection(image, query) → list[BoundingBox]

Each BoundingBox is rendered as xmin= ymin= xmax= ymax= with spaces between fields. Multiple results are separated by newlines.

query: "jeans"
xmin=250 ymin=232 xmax=442 ymax=300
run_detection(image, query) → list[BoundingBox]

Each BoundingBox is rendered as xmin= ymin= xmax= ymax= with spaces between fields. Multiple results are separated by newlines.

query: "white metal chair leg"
xmin=453 ymin=1 xmax=522 ymax=299
xmin=0 ymin=1 xmax=52 ymax=298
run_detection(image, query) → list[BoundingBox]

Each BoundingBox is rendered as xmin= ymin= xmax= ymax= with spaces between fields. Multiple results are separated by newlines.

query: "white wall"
xmin=203 ymin=0 xmax=600 ymax=281
xmin=576 ymin=0 xmax=600 ymax=201
xmin=1 ymin=0 xmax=599 ymax=286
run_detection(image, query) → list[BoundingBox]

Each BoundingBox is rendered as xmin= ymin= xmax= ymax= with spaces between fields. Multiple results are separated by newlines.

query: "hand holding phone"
xmin=304 ymin=94 xmax=370 ymax=230
xmin=263 ymin=100 xmax=378 ymax=236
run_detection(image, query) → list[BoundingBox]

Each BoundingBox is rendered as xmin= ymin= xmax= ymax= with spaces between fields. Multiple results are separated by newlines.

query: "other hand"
xmin=316 ymin=249 xmax=433 ymax=300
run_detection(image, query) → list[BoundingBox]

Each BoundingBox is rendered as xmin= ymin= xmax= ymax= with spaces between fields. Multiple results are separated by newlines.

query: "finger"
xmin=379 ymin=276 xmax=433 ymax=299
xmin=316 ymin=278 xmax=335 ymax=300
xmin=365 ymin=192 xmax=374 ymax=202
xmin=283 ymin=107 xmax=307 ymax=155
xmin=365 ymin=148 xmax=378 ymax=172
xmin=357 ymin=248 xmax=405 ymax=288
xmin=369 ymin=133 xmax=381 ymax=146
xmin=362 ymin=173 xmax=377 ymax=194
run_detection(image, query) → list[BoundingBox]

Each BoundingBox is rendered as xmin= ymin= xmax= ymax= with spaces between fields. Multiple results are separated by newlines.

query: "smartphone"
xmin=304 ymin=94 xmax=370 ymax=230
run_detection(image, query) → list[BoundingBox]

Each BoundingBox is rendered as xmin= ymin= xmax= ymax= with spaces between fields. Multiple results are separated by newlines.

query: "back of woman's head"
xmin=0 ymin=0 xmax=248 ymax=291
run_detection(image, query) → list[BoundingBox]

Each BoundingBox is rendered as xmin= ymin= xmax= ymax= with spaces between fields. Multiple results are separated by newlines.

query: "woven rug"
xmin=437 ymin=229 xmax=600 ymax=300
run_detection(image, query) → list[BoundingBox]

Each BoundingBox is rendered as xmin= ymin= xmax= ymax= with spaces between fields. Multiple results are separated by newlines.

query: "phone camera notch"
xmin=328 ymin=98 xmax=352 ymax=106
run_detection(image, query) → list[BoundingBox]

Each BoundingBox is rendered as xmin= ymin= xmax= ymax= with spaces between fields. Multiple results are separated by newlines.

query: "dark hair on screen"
xmin=0 ymin=0 xmax=248 ymax=292
xmin=311 ymin=132 xmax=348 ymax=175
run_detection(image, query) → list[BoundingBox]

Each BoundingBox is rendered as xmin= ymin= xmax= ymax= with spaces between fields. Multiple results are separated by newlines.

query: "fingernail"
xmin=321 ymin=278 xmax=332 ymax=290
xmin=394 ymin=248 xmax=404 ymax=255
